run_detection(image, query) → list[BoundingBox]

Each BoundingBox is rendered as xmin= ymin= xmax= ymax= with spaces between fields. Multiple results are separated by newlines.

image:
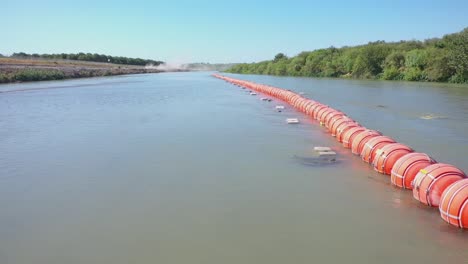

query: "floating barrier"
xmin=372 ymin=143 xmax=413 ymax=175
xmin=323 ymin=110 xmax=343 ymax=128
xmin=313 ymin=105 xmax=329 ymax=120
xmin=213 ymin=74 xmax=467 ymax=228
xmin=336 ymin=122 xmax=360 ymax=143
xmin=360 ymin=136 xmax=396 ymax=163
xmin=330 ymin=117 xmax=355 ymax=137
xmin=390 ymin=153 xmax=436 ymax=189
xmin=342 ymin=127 xmax=366 ymax=149
xmin=413 ymin=164 xmax=466 ymax=207
xmin=351 ymin=130 xmax=382 ymax=155
xmin=318 ymin=107 xmax=334 ymax=124
xmin=305 ymin=102 xmax=317 ymax=116
xmin=439 ymin=179 xmax=468 ymax=228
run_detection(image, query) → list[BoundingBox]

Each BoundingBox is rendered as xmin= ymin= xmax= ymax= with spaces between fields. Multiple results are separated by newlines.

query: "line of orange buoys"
xmin=213 ymin=73 xmax=468 ymax=229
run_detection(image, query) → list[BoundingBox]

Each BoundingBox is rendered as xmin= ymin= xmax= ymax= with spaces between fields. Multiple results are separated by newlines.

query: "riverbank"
xmin=0 ymin=58 xmax=180 ymax=83
xmin=225 ymin=28 xmax=468 ymax=84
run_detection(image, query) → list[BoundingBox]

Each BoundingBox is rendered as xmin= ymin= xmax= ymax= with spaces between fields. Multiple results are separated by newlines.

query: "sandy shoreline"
xmin=0 ymin=58 xmax=184 ymax=83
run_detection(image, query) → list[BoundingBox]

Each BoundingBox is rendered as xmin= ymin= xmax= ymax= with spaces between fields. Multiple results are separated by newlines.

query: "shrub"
xmin=13 ymin=69 xmax=65 ymax=82
xmin=382 ymin=67 xmax=403 ymax=80
xmin=404 ymin=67 xmax=426 ymax=81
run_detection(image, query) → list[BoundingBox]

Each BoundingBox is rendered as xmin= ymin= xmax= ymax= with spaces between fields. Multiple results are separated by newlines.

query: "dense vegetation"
xmin=0 ymin=69 xmax=65 ymax=83
xmin=226 ymin=28 xmax=468 ymax=83
xmin=9 ymin=52 xmax=163 ymax=66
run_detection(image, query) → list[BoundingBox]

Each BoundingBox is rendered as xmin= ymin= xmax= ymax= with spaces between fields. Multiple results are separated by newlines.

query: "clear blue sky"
xmin=2 ymin=0 xmax=467 ymax=63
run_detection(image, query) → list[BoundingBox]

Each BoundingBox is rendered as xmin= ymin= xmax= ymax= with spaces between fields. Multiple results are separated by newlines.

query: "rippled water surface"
xmin=1 ymin=72 xmax=467 ymax=264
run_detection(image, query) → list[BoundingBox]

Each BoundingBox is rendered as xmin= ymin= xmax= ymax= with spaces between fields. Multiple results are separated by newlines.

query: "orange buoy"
xmin=301 ymin=100 xmax=315 ymax=113
xmin=330 ymin=117 xmax=355 ymax=137
xmin=315 ymin=107 xmax=331 ymax=123
xmin=313 ymin=104 xmax=329 ymax=120
xmin=297 ymin=98 xmax=307 ymax=109
xmin=336 ymin=122 xmax=360 ymax=143
xmin=288 ymin=94 xmax=300 ymax=104
xmin=360 ymin=136 xmax=395 ymax=163
xmin=309 ymin=103 xmax=325 ymax=118
xmin=322 ymin=110 xmax=342 ymax=127
xmin=305 ymin=102 xmax=319 ymax=116
xmin=285 ymin=92 xmax=296 ymax=102
xmin=296 ymin=98 xmax=305 ymax=110
xmin=439 ymin=179 xmax=468 ymax=228
xmin=290 ymin=95 xmax=302 ymax=106
xmin=297 ymin=99 xmax=307 ymax=111
xmin=328 ymin=116 xmax=346 ymax=132
xmin=302 ymin=100 xmax=314 ymax=113
xmin=413 ymin=164 xmax=466 ymax=207
xmin=292 ymin=98 xmax=305 ymax=109
xmin=325 ymin=110 xmax=340 ymax=125
xmin=294 ymin=97 xmax=305 ymax=106
xmin=372 ymin=143 xmax=413 ymax=175
xmin=318 ymin=108 xmax=336 ymax=123
xmin=390 ymin=153 xmax=436 ymax=189
xmin=342 ymin=126 xmax=366 ymax=149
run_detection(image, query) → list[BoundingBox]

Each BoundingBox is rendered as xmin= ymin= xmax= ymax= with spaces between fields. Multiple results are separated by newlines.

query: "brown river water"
xmin=0 ymin=72 xmax=467 ymax=263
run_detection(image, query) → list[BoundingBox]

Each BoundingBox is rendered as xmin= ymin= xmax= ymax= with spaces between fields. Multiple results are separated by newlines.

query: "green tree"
xmin=444 ymin=28 xmax=468 ymax=82
xmin=425 ymin=47 xmax=452 ymax=82
xmin=273 ymin=53 xmax=287 ymax=62
xmin=224 ymin=28 xmax=468 ymax=83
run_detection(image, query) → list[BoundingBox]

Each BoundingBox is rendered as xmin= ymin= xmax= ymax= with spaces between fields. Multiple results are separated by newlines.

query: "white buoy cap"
xmin=286 ymin=118 xmax=300 ymax=124
xmin=314 ymin=147 xmax=332 ymax=152
xmin=318 ymin=151 xmax=337 ymax=156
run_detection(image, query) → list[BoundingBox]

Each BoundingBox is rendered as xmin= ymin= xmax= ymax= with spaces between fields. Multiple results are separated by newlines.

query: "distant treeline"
xmin=8 ymin=52 xmax=163 ymax=66
xmin=226 ymin=28 xmax=468 ymax=83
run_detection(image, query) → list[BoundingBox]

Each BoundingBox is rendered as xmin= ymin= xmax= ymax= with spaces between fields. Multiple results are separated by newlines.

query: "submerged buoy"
xmin=293 ymin=155 xmax=339 ymax=167
xmin=390 ymin=153 xmax=436 ymax=189
xmin=314 ymin=146 xmax=333 ymax=152
xmin=286 ymin=118 xmax=300 ymax=124
xmin=413 ymin=164 xmax=466 ymax=207
xmin=439 ymin=179 xmax=468 ymax=228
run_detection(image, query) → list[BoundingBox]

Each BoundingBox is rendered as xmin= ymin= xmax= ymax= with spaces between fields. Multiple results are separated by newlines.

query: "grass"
xmin=0 ymin=69 xmax=65 ymax=83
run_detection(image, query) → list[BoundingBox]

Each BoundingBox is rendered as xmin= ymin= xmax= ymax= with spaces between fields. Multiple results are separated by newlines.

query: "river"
xmin=0 ymin=72 xmax=467 ymax=263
